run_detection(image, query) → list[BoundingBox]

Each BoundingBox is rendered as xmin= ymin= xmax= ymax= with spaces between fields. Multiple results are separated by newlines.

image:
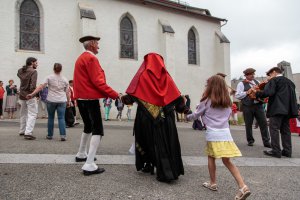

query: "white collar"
xmin=85 ymin=50 xmax=96 ymax=57
xmin=276 ymin=74 xmax=283 ymax=77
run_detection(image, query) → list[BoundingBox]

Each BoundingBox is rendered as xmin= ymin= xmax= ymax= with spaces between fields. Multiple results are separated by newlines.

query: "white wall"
xmin=0 ymin=0 xmax=230 ymax=117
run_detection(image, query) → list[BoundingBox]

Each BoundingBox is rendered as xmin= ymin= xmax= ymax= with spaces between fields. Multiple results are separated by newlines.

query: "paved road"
xmin=0 ymin=119 xmax=300 ymax=200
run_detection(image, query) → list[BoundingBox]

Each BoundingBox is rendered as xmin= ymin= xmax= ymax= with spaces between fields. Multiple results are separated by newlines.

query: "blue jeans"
xmin=47 ymin=102 xmax=66 ymax=138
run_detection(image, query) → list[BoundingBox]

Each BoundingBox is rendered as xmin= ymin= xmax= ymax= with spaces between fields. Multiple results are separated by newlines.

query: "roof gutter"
xmin=141 ymin=0 xmax=227 ymax=22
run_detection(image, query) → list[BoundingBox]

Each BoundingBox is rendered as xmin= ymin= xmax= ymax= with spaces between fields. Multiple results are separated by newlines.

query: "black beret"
xmin=79 ymin=35 xmax=100 ymax=43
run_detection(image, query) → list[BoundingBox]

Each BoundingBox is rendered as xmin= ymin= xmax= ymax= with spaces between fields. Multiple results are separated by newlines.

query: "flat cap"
xmin=216 ymin=72 xmax=227 ymax=78
xmin=266 ymin=67 xmax=282 ymax=76
xmin=79 ymin=35 xmax=100 ymax=43
xmin=243 ymin=68 xmax=256 ymax=75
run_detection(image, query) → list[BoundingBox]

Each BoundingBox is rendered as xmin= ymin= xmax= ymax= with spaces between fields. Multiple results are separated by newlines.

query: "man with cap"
xmin=235 ymin=68 xmax=271 ymax=147
xmin=252 ymin=67 xmax=298 ymax=158
xmin=216 ymin=72 xmax=227 ymax=78
xmin=73 ymin=35 xmax=120 ymax=175
xmin=216 ymin=72 xmax=236 ymax=96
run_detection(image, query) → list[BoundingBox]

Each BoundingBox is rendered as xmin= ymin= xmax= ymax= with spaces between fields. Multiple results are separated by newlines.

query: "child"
xmin=115 ymin=93 xmax=124 ymax=121
xmin=103 ymin=97 xmax=112 ymax=121
xmin=126 ymin=104 xmax=132 ymax=121
xmin=187 ymin=75 xmax=250 ymax=200
xmin=231 ymin=102 xmax=238 ymax=125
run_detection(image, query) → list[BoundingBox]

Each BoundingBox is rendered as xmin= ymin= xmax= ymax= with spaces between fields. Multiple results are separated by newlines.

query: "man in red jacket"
xmin=73 ymin=35 xmax=120 ymax=176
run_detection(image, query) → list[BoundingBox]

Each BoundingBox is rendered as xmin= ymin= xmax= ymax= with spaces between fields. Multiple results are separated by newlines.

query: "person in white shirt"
xmin=27 ymin=63 xmax=70 ymax=141
xmin=235 ymin=68 xmax=270 ymax=147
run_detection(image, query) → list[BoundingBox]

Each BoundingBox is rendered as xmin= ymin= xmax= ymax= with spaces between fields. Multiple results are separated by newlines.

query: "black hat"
xmin=243 ymin=68 xmax=256 ymax=75
xmin=79 ymin=35 xmax=100 ymax=43
xmin=216 ymin=72 xmax=227 ymax=78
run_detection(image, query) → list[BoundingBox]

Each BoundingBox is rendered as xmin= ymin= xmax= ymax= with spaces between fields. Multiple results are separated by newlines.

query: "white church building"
xmin=0 ymin=0 xmax=230 ymax=116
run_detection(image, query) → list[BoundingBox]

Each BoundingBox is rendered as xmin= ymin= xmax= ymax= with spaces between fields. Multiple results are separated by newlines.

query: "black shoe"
xmin=19 ymin=133 xmax=24 ymax=136
xmin=75 ymin=157 xmax=97 ymax=162
xmin=247 ymin=142 xmax=254 ymax=146
xmin=142 ymin=163 xmax=154 ymax=175
xmin=264 ymin=143 xmax=272 ymax=148
xmin=83 ymin=168 xmax=105 ymax=176
xmin=61 ymin=138 xmax=66 ymax=141
xmin=156 ymin=177 xmax=171 ymax=183
xmin=24 ymin=135 xmax=36 ymax=140
xmin=281 ymin=150 xmax=291 ymax=158
xmin=263 ymin=150 xmax=281 ymax=158
xmin=46 ymin=136 xmax=53 ymax=140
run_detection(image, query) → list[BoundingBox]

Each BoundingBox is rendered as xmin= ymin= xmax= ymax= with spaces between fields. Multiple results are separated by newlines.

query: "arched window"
xmin=19 ymin=0 xmax=40 ymax=51
xmin=188 ymin=29 xmax=197 ymax=64
xmin=120 ymin=16 xmax=134 ymax=59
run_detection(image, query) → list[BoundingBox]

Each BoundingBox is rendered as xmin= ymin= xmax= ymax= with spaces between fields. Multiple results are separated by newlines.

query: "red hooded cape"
xmin=126 ymin=53 xmax=181 ymax=106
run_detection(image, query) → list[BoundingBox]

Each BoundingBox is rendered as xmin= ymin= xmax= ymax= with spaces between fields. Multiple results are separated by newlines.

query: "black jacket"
xmin=256 ymin=76 xmax=298 ymax=118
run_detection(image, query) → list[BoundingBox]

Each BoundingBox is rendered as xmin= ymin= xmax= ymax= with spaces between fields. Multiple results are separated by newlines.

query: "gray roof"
xmin=135 ymin=0 xmax=227 ymax=22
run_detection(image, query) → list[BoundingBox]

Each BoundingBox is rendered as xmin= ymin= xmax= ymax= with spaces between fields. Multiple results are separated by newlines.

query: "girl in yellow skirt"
xmin=187 ymin=75 xmax=251 ymax=200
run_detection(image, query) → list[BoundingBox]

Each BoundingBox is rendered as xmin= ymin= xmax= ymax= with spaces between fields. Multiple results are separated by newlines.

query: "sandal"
xmin=203 ymin=182 xmax=218 ymax=191
xmin=235 ymin=185 xmax=251 ymax=200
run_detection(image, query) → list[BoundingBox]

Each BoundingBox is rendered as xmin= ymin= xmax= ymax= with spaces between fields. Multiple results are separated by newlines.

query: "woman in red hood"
xmin=122 ymin=53 xmax=190 ymax=183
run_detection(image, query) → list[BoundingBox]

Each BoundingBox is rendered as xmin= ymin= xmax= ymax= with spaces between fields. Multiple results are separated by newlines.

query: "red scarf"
xmin=126 ymin=53 xmax=181 ymax=106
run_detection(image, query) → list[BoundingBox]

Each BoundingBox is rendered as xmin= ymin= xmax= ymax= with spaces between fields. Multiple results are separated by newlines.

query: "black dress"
xmin=122 ymin=95 xmax=188 ymax=182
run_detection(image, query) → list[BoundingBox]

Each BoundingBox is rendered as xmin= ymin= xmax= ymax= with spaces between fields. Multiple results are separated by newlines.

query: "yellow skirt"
xmin=205 ymin=141 xmax=242 ymax=158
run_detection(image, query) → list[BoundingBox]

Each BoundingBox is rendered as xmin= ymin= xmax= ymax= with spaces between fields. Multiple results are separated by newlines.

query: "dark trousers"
xmin=77 ymin=100 xmax=103 ymax=136
xmin=242 ymin=104 xmax=270 ymax=145
xmin=269 ymin=115 xmax=292 ymax=155
xmin=0 ymin=99 xmax=3 ymax=116
xmin=71 ymin=101 xmax=76 ymax=116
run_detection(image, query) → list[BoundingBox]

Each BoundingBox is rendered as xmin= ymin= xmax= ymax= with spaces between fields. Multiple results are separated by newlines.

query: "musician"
xmin=235 ymin=68 xmax=271 ymax=147
xmin=216 ymin=72 xmax=236 ymax=95
xmin=216 ymin=72 xmax=227 ymax=78
xmin=253 ymin=67 xmax=298 ymax=158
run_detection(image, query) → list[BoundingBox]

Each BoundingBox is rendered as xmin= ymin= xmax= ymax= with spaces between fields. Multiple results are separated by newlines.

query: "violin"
xmin=244 ymin=79 xmax=269 ymax=99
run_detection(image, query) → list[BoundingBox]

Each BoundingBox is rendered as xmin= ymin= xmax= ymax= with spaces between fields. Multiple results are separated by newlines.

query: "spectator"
xmin=103 ymin=97 xmax=112 ymax=121
xmin=126 ymin=104 xmax=133 ymax=121
xmin=115 ymin=94 xmax=124 ymax=121
xmin=27 ymin=63 xmax=70 ymax=141
xmin=0 ymin=81 xmax=4 ymax=119
xmin=18 ymin=57 xmax=38 ymax=140
xmin=184 ymin=94 xmax=191 ymax=122
xmin=231 ymin=103 xmax=238 ymax=125
xmin=5 ymin=79 xmax=18 ymax=119
xmin=67 ymin=80 xmax=79 ymax=126
xmin=38 ymin=86 xmax=48 ymax=118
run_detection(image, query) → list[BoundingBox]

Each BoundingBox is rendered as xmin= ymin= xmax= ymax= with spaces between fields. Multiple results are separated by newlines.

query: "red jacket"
xmin=73 ymin=52 xmax=118 ymax=100
xmin=0 ymin=86 xmax=4 ymax=99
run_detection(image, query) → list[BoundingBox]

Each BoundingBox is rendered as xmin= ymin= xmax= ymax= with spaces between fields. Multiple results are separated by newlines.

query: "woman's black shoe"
xmin=142 ymin=163 xmax=154 ymax=175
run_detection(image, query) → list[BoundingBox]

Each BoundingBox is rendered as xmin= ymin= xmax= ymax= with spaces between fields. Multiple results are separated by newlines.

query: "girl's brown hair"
xmin=201 ymin=75 xmax=232 ymax=108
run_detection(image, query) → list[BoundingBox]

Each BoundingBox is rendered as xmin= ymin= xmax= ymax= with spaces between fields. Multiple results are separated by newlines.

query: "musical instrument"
xmin=245 ymin=79 xmax=269 ymax=99
xmin=227 ymin=85 xmax=236 ymax=95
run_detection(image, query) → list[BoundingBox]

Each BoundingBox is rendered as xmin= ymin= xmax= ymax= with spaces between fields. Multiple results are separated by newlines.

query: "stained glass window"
xmin=188 ymin=29 xmax=197 ymax=64
xmin=120 ymin=17 xmax=134 ymax=59
xmin=20 ymin=0 xmax=40 ymax=51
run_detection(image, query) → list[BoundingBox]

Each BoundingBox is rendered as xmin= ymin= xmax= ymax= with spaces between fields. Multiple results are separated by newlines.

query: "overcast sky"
xmin=185 ymin=0 xmax=300 ymax=79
